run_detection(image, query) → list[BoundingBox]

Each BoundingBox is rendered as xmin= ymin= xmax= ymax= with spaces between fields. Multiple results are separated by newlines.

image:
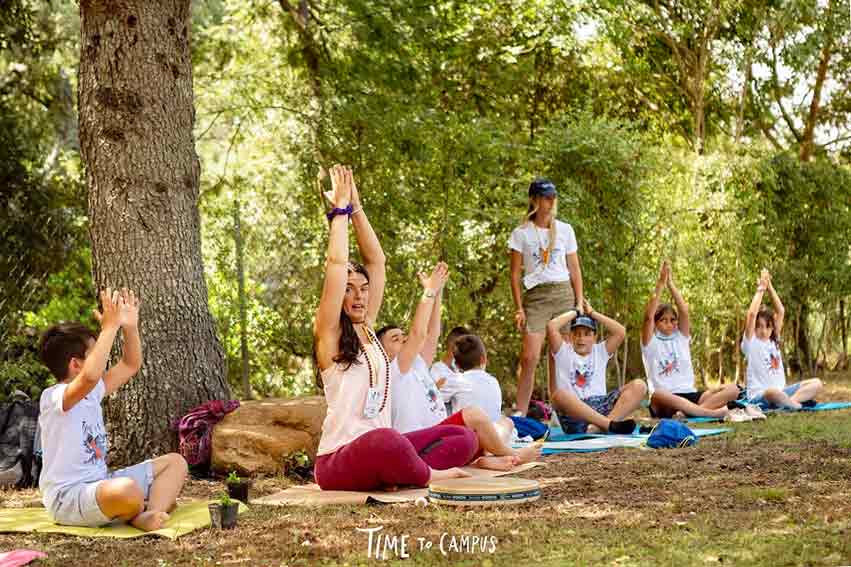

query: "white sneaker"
xmin=744 ymin=404 xmax=767 ymax=420
xmin=725 ymin=408 xmax=752 ymax=422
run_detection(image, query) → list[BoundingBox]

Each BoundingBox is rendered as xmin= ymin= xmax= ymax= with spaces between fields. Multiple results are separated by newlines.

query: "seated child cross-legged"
xmin=38 ymin=288 xmax=187 ymax=531
xmin=642 ymin=261 xmax=739 ymax=419
xmin=742 ymin=269 xmax=823 ymax=410
xmin=444 ymin=334 xmax=541 ymax=469
xmin=547 ymin=300 xmax=646 ymax=434
xmin=379 ymin=274 xmax=539 ymax=472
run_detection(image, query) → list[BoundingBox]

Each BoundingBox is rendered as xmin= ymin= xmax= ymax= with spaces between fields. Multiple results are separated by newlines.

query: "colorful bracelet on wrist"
xmin=326 ymin=203 xmax=354 ymax=222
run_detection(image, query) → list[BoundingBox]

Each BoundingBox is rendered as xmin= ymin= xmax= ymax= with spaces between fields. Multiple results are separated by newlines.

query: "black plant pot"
xmin=208 ymin=502 xmax=239 ymax=529
xmin=227 ymin=480 xmax=251 ymax=503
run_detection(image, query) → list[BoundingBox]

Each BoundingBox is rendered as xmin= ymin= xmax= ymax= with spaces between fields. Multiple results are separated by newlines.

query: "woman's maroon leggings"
xmin=314 ymin=425 xmax=478 ymax=491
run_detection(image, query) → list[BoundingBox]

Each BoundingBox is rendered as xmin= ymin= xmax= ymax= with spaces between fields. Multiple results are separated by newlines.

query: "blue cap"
xmin=528 ymin=178 xmax=557 ymax=198
xmin=571 ymin=316 xmax=597 ymax=331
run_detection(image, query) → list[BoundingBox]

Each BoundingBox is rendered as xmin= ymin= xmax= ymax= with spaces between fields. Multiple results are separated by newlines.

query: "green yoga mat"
xmin=0 ymin=500 xmax=247 ymax=540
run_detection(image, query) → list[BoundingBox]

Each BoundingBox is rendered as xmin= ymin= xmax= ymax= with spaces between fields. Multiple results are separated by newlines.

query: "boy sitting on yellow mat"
xmin=37 ymin=288 xmax=187 ymax=531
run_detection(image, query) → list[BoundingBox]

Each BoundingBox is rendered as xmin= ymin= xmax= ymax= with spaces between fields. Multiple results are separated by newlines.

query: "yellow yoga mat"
xmin=0 ymin=500 xmax=248 ymax=540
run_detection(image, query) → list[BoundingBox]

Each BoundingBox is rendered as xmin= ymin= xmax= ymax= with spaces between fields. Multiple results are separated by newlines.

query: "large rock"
xmin=211 ymin=396 xmax=326 ymax=476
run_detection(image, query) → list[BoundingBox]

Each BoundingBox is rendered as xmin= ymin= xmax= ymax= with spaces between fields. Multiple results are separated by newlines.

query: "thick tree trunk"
xmin=79 ymin=0 xmax=229 ymax=465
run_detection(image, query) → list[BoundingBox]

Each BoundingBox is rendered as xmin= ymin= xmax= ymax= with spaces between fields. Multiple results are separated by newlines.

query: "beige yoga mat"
xmin=253 ymin=462 xmax=546 ymax=506
xmin=0 ymin=500 xmax=247 ymax=540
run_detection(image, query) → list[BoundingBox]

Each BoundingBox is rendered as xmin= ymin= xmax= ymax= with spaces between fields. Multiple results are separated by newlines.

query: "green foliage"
xmin=225 ymin=471 xmax=241 ymax=484
xmin=0 ymin=331 xmax=54 ymax=404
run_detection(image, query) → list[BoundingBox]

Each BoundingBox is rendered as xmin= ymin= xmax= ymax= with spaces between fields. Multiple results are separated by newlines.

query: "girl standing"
xmin=509 ymin=178 xmax=584 ymax=416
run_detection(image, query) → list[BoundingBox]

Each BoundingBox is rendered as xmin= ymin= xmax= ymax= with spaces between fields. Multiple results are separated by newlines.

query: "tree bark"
xmin=799 ymin=40 xmax=832 ymax=162
xmin=79 ymin=0 xmax=229 ymax=465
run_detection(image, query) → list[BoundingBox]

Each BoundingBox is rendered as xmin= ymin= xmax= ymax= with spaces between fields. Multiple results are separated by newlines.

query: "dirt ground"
xmin=3 ymin=373 xmax=851 ymax=566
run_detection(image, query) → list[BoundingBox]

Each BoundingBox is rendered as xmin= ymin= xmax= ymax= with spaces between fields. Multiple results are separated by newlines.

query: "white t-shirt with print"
xmin=508 ymin=220 xmax=578 ymax=290
xmin=442 ymin=369 xmax=503 ymax=422
xmin=741 ymin=336 xmax=786 ymax=400
xmin=38 ymin=379 xmax=109 ymax=510
xmin=553 ymin=342 xmax=612 ymax=400
xmin=641 ymin=331 xmax=696 ymax=395
xmin=391 ymin=355 xmax=448 ymax=433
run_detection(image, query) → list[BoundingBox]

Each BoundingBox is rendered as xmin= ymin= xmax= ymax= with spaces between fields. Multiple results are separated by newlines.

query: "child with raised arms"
xmin=742 ymin=269 xmax=823 ymax=410
xmin=642 ymin=261 xmax=739 ymax=419
xmin=547 ymin=299 xmax=645 ymax=434
xmin=38 ymin=288 xmax=187 ymax=531
xmin=379 ymin=276 xmax=539 ymax=472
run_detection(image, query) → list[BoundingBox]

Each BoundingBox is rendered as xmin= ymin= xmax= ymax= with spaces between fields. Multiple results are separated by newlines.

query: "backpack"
xmin=0 ymin=395 xmax=41 ymax=488
xmin=646 ymin=419 xmax=697 ymax=449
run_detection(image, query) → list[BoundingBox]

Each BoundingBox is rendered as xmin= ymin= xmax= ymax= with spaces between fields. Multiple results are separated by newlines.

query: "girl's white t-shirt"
xmin=508 ymin=220 xmax=578 ymax=290
xmin=552 ymin=342 xmax=612 ymax=400
xmin=390 ymin=355 xmax=448 ymax=433
xmin=741 ymin=336 xmax=786 ymax=400
xmin=641 ymin=331 xmax=696 ymax=395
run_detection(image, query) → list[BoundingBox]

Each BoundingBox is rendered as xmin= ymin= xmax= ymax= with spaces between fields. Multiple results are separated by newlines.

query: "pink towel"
xmin=0 ymin=550 xmax=47 ymax=567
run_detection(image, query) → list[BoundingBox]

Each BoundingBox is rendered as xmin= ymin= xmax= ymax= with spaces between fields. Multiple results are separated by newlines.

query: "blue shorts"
xmin=48 ymin=460 xmax=154 ymax=527
xmin=749 ymin=382 xmax=802 ymax=410
xmin=557 ymin=388 xmax=622 ymax=434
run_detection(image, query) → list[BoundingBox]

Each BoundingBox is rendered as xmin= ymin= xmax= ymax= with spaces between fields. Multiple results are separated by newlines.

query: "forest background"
xmin=2 ymin=0 xmax=850 ymax=419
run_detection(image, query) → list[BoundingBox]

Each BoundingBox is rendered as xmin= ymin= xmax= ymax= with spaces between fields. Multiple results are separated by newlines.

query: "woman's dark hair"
xmin=653 ymin=304 xmax=677 ymax=324
xmin=332 ymin=262 xmax=371 ymax=370
xmin=755 ymin=309 xmax=779 ymax=344
xmin=312 ymin=262 xmax=373 ymax=388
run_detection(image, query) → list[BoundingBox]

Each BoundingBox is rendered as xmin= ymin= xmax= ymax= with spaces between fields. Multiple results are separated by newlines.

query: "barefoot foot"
xmin=131 ymin=510 xmax=169 ymax=532
xmin=429 ymin=467 xmax=472 ymax=482
xmin=514 ymin=443 xmax=542 ymax=464
xmin=473 ymin=455 xmax=519 ymax=471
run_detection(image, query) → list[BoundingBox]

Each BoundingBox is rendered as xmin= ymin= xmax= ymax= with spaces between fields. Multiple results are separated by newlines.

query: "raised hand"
xmin=665 ymin=261 xmax=675 ymax=288
xmin=94 ymin=287 xmax=122 ymax=330
xmin=656 ymin=261 xmax=669 ymax=290
xmin=419 ymin=262 xmax=449 ymax=292
xmin=329 ymin=164 xmax=352 ymax=209
xmin=118 ymin=288 xmax=140 ymax=329
xmin=582 ymin=298 xmax=594 ymax=316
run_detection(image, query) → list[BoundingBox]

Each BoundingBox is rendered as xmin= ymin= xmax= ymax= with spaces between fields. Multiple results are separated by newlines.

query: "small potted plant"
xmin=209 ymin=493 xmax=239 ymax=529
xmin=225 ymin=470 xmax=251 ymax=503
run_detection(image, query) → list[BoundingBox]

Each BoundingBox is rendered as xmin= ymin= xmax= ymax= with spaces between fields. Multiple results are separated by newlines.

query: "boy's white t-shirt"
xmin=390 ymin=355 xmax=448 ymax=433
xmin=508 ymin=220 xmax=578 ymax=290
xmin=641 ymin=331 xmax=696 ymax=395
xmin=429 ymin=360 xmax=457 ymax=385
xmin=442 ymin=368 xmax=503 ymax=422
xmin=553 ymin=342 xmax=612 ymax=400
xmin=38 ymin=379 xmax=109 ymax=510
xmin=741 ymin=335 xmax=786 ymax=400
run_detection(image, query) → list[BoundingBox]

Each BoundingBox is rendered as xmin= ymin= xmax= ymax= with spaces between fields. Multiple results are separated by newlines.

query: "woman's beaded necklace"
xmin=359 ymin=325 xmax=390 ymax=414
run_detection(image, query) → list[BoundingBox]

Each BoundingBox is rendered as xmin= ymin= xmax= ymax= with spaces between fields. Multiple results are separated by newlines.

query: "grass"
xmin=3 ymin=370 xmax=851 ymax=566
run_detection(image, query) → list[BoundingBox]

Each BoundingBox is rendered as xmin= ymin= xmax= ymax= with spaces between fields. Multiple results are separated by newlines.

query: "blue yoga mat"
xmin=680 ymin=401 xmax=851 ymax=423
xmin=537 ymin=427 xmax=730 ymax=454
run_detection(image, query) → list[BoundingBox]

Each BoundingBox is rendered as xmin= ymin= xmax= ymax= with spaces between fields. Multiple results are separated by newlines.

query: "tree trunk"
xmin=798 ymin=16 xmax=833 ymax=162
xmin=79 ymin=0 xmax=229 ymax=465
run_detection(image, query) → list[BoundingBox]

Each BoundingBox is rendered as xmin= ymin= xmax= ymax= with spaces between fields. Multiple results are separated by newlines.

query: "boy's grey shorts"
xmin=48 ymin=460 xmax=154 ymax=527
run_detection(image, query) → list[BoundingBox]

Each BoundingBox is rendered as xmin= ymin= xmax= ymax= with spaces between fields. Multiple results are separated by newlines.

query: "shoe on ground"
xmin=724 ymin=408 xmax=752 ymax=422
xmin=607 ymin=419 xmax=636 ymax=435
xmin=743 ymin=404 xmax=767 ymax=420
